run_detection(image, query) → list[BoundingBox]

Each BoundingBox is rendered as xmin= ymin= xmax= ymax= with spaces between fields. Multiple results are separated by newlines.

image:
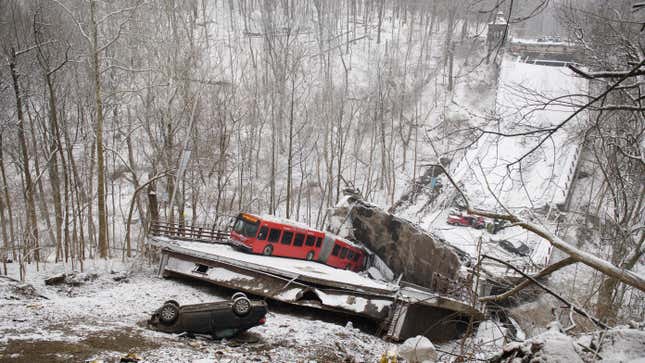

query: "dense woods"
xmin=0 ymin=0 xmax=643 ymax=327
xmin=0 ymin=0 xmax=495 ymax=265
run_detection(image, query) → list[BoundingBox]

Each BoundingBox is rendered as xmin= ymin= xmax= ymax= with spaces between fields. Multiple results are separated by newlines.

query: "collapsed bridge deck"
xmin=150 ymin=236 xmax=484 ymax=341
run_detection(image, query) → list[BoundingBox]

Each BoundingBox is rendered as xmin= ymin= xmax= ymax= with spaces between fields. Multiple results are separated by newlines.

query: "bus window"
xmin=268 ymin=228 xmax=281 ymax=243
xmin=281 ymin=231 xmax=294 ymax=245
xmin=332 ymin=244 xmax=340 ymax=256
xmin=233 ymin=217 xmax=259 ymax=238
xmin=347 ymin=251 xmax=354 ymax=260
xmin=353 ymin=253 xmax=359 ymax=262
xmin=315 ymin=237 xmax=322 ymax=247
xmin=305 ymin=235 xmax=316 ymax=247
xmin=257 ymin=226 xmax=268 ymax=240
xmin=294 ymin=233 xmax=305 ymax=247
xmin=340 ymin=247 xmax=348 ymax=259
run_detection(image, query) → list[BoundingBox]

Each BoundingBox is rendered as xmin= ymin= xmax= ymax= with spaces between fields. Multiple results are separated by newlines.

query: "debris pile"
xmin=45 ymin=272 xmax=99 ymax=287
xmin=490 ymin=321 xmax=645 ymax=362
xmin=0 ymin=276 xmax=44 ymax=300
xmin=44 ymin=271 xmax=129 ymax=287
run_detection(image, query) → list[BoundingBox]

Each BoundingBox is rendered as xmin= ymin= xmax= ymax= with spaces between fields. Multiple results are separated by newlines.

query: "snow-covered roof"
xmin=258 ymin=213 xmax=321 ymax=232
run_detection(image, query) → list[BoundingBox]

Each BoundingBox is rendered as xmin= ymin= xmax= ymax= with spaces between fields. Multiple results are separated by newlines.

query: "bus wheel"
xmin=305 ymin=251 xmax=315 ymax=261
xmin=345 ymin=264 xmax=352 ymax=270
xmin=262 ymin=245 xmax=273 ymax=256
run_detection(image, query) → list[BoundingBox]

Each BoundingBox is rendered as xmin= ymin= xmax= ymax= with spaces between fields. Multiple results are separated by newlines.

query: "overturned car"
xmin=148 ymin=293 xmax=268 ymax=338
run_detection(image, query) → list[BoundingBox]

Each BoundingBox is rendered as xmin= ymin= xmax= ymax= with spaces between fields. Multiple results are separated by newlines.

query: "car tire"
xmin=231 ymin=292 xmax=247 ymax=301
xmin=305 ymin=251 xmax=315 ymax=260
xmin=163 ymin=300 xmax=180 ymax=307
xmin=232 ymin=296 xmax=252 ymax=317
xmin=159 ymin=302 xmax=180 ymax=325
xmin=262 ymin=245 xmax=273 ymax=256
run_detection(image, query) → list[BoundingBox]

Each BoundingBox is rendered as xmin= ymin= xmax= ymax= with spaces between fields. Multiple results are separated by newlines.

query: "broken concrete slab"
xmin=329 ymin=195 xmax=470 ymax=293
xmin=151 ymin=237 xmax=484 ymax=342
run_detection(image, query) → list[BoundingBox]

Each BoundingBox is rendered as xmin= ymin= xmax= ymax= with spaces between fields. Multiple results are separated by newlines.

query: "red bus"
xmin=229 ymin=213 xmax=366 ymax=272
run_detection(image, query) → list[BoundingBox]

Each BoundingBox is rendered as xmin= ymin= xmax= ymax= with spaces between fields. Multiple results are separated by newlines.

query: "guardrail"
xmin=149 ymin=220 xmax=229 ymax=244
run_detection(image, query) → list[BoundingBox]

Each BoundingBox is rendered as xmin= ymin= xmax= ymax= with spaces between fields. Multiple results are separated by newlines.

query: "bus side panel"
xmin=325 ymin=254 xmax=346 ymax=270
xmin=250 ymin=222 xmax=268 ymax=254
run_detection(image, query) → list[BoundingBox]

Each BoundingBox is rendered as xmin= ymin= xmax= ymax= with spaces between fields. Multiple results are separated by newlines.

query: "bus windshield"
xmin=233 ymin=217 xmax=259 ymax=238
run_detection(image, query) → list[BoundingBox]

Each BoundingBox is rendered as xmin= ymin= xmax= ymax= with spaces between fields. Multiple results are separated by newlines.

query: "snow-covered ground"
xmin=0 ymin=259 xmax=398 ymax=362
xmin=3 ymin=257 xmax=642 ymax=362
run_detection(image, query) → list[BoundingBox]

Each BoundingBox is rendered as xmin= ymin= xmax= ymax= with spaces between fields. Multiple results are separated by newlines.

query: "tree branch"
xmin=568 ymin=64 xmax=645 ymax=79
xmin=509 ymin=58 xmax=645 ymax=167
xmin=481 ymin=254 xmax=608 ymax=329
xmin=480 ymin=257 xmax=577 ymax=302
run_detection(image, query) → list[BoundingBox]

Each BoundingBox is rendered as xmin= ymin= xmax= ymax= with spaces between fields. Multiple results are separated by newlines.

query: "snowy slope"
xmin=0 ymin=260 xmax=397 ymax=362
xmin=454 ymin=57 xmax=588 ymax=211
xmin=395 ymin=57 xmax=588 ymax=271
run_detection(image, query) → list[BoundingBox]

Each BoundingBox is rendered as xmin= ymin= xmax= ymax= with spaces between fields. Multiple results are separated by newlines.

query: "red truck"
xmin=446 ymin=214 xmax=486 ymax=229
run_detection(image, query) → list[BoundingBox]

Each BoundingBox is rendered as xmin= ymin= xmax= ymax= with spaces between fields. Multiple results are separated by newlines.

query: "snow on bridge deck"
xmin=455 ymin=57 xmax=589 ymax=212
xmin=405 ymin=57 xmax=588 ymax=272
xmin=152 ymin=236 xmax=397 ymax=294
xmin=452 ymin=58 xmax=587 ymax=268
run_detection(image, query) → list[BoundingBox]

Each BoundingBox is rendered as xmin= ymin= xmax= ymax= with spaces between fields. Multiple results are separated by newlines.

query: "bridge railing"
xmin=149 ymin=220 xmax=230 ymax=244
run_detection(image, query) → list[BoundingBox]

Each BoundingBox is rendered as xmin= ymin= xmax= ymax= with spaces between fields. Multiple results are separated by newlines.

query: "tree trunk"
xmin=44 ymin=75 xmax=64 ymax=262
xmin=25 ymin=103 xmax=55 ymax=251
xmin=0 ymin=134 xmax=16 ymax=261
xmin=90 ymin=0 xmax=109 ymax=258
xmin=286 ymin=77 xmax=295 ymax=218
xmin=376 ymin=0 xmax=384 ymax=44
xmin=9 ymin=48 xmax=39 ymax=262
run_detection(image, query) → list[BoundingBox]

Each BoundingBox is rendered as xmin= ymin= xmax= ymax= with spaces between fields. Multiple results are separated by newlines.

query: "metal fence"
xmin=149 ymin=220 xmax=229 ymax=244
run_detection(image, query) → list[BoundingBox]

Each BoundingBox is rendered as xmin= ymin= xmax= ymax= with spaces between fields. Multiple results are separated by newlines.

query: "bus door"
xmin=317 ymin=235 xmax=335 ymax=263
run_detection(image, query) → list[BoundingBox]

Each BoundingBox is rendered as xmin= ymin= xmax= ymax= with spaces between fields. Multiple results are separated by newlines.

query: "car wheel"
xmin=232 ymin=296 xmax=252 ymax=317
xmin=231 ymin=292 xmax=247 ymax=301
xmin=159 ymin=302 xmax=180 ymax=325
xmin=163 ymin=300 xmax=180 ymax=307
xmin=262 ymin=245 xmax=273 ymax=256
xmin=305 ymin=251 xmax=315 ymax=260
